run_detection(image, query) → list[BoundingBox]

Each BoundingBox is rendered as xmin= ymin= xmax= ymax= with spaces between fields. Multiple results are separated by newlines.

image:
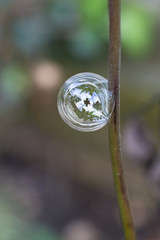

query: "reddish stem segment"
xmin=108 ymin=0 xmax=136 ymax=239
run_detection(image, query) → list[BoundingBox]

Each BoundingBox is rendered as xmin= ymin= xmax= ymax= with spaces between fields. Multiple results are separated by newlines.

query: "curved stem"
xmin=108 ymin=0 xmax=136 ymax=239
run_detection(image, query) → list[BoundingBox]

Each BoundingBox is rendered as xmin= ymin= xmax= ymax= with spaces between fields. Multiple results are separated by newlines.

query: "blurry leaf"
xmin=0 ymin=194 xmax=63 ymax=240
xmin=0 ymin=196 xmax=26 ymax=240
xmin=68 ymin=28 xmax=103 ymax=60
xmin=29 ymin=226 xmax=62 ymax=240
xmin=79 ymin=0 xmax=108 ymax=27
xmin=121 ymin=3 xmax=155 ymax=57
xmin=12 ymin=15 xmax=51 ymax=55
xmin=1 ymin=64 xmax=29 ymax=98
xmin=49 ymin=0 xmax=79 ymax=37
xmin=79 ymin=0 xmax=108 ymax=40
xmin=0 ymin=64 xmax=30 ymax=111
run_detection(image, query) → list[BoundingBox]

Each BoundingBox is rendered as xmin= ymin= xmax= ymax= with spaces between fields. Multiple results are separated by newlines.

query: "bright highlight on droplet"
xmin=57 ymin=72 xmax=114 ymax=132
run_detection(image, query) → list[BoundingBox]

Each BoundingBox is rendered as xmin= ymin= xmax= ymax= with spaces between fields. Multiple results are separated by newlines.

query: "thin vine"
xmin=108 ymin=0 xmax=136 ymax=239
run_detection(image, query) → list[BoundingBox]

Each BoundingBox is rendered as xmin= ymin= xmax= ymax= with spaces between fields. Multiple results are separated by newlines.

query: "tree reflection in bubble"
xmin=57 ymin=73 xmax=114 ymax=132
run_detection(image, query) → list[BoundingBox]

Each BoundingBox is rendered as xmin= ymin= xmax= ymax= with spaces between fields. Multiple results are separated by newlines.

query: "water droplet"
xmin=57 ymin=72 xmax=114 ymax=132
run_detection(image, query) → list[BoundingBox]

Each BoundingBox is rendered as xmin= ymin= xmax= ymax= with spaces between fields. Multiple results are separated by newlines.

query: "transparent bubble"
xmin=57 ymin=72 xmax=114 ymax=132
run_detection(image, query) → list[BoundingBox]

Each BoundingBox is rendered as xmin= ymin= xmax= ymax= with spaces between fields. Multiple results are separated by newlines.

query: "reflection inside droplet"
xmin=57 ymin=72 xmax=114 ymax=132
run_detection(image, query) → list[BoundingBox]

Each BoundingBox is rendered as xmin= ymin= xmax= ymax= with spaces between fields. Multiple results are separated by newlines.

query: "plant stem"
xmin=108 ymin=0 xmax=136 ymax=239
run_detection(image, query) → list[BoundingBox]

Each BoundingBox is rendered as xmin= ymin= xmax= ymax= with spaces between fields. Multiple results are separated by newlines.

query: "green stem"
xmin=108 ymin=0 xmax=136 ymax=239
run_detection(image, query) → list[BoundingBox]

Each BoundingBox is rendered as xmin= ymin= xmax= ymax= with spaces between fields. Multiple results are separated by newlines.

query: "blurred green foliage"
xmin=71 ymin=0 xmax=155 ymax=59
xmin=121 ymin=2 xmax=155 ymax=57
xmin=64 ymin=0 xmax=156 ymax=59
xmin=0 ymin=194 xmax=62 ymax=240
xmin=0 ymin=0 xmax=156 ymax=61
xmin=0 ymin=64 xmax=30 ymax=111
xmin=79 ymin=0 xmax=108 ymax=37
xmin=0 ymin=0 xmax=156 ymax=114
xmin=1 ymin=64 xmax=29 ymax=98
